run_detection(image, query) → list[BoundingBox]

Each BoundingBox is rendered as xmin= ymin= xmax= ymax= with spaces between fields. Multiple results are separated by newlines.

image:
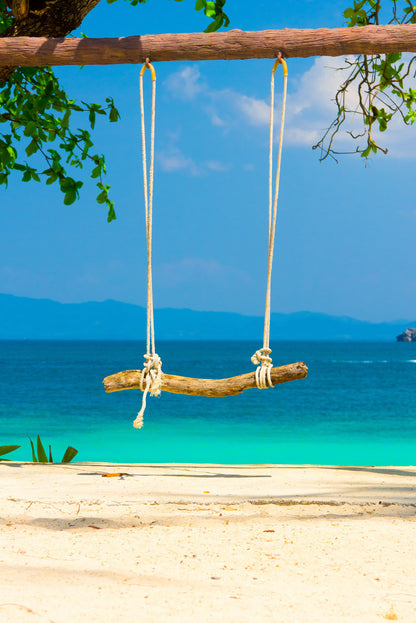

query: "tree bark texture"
xmin=0 ymin=0 xmax=101 ymax=81
xmin=2 ymin=24 xmax=416 ymax=67
xmin=103 ymin=362 xmax=308 ymax=398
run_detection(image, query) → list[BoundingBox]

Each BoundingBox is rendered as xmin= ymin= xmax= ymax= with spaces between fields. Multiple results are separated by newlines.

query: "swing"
xmin=103 ymin=57 xmax=308 ymax=427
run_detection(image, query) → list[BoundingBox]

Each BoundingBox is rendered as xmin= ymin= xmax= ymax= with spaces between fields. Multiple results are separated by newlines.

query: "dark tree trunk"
xmin=0 ymin=0 xmax=101 ymax=81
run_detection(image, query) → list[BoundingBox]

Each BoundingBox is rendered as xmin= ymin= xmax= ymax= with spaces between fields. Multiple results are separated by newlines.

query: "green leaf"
xmin=109 ymin=106 xmax=120 ymax=123
xmin=6 ymin=146 xmax=16 ymax=161
xmin=23 ymin=121 xmax=37 ymax=137
xmin=388 ymin=52 xmax=402 ymax=64
xmin=107 ymin=200 xmax=116 ymax=222
xmin=25 ymin=139 xmax=38 ymax=157
xmin=205 ymin=16 xmax=223 ymax=32
xmin=61 ymin=109 xmax=71 ymax=129
xmin=96 ymin=190 xmax=107 ymax=204
xmin=51 ymin=158 xmax=62 ymax=173
xmin=60 ymin=177 xmax=75 ymax=190
xmin=205 ymin=1 xmax=216 ymax=17
xmin=0 ymin=445 xmax=20 ymax=458
xmin=37 ymin=435 xmax=48 ymax=463
xmin=195 ymin=0 xmax=205 ymax=10
xmin=61 ymin=447 xmax=78 ymax=463
xmin=29 ymin=439 xmax=37 ymax=462
xmin=64 ymin=190 xmax=77 ymax=205
xmin=89 ymin=110 xmax=96 ymax=130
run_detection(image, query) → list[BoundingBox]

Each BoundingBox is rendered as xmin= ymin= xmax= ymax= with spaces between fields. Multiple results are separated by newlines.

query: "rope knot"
xmin=141 ymin=352 xmax=162 ymax=389
xmin=251 ymin=348 xmax=274 ymax=389
xmin=133 ymin=352 xmax=163 ymax=429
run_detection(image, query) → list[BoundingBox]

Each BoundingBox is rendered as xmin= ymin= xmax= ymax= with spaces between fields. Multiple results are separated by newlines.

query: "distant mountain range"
xmin=0 ymin=293 xmax=413 ymax=341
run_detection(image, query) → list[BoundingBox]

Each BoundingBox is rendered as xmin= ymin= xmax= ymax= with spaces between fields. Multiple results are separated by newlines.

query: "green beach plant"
xmin=0 ymin=444 xmax=20 ymax=460
xmin=29 ymin=435 xmax=78 ymax=463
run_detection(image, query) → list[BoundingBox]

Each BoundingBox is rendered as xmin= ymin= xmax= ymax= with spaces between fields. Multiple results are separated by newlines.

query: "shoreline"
xmin=3 ymin=462 xmax=416 ymax=505
xmin=2 ymin=463 xmax=416 ymax=622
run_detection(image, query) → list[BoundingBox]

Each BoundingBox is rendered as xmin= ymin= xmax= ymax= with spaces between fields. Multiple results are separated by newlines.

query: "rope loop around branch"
xmin=251 ymin=348 xmax=274 ymax=389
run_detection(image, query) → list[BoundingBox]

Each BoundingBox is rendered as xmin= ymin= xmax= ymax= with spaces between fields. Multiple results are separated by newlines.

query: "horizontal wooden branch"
xmin=103 ymin=362 xmax=308 ymax=397
xmin=2 ymin=24 xmax=416 ymax=67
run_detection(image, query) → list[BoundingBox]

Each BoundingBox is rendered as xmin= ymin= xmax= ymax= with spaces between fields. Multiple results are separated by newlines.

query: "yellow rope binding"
xmin=251 ymin=55 xmax=288 ymax=389
xmin=134 ymin=59 xmax=162 ymax=430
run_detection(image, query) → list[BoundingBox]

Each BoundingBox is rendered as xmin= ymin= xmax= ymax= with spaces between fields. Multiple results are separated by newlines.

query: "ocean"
xmin=1 ymin=340 xmax=415 ymax=465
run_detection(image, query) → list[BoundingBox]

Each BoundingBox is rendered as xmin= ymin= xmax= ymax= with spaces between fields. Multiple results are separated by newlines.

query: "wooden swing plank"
xmin=103 ymin=362 xmax=307 ymax=397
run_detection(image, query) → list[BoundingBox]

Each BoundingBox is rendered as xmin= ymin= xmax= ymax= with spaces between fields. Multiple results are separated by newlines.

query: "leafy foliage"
xmin=0 ymin=0 xmax=12 ymax=34
xmin=0 ymin=0 xmax=228 ymax=219
xmin=314 ymin=0 xmax=416 ymax=160
xmin=194 ymin=0 xmax=230 ymax=32
xmin=4 ymin=0 xmax=413 ymax=177
xmin=0 ymin=66 xmax=119 ymax=220
xmin=30 ymin=435 xmax=78 ymax=463
xmin=108 ymin=0 xmax=230 ymax=31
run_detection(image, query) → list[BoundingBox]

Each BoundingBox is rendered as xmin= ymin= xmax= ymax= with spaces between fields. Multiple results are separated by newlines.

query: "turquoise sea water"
xmin=1 ymin=340 xmax=416 ymax=465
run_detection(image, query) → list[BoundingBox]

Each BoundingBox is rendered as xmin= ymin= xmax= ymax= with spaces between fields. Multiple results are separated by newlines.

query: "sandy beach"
xmin=1 ymin=463 xmax=416 ymax=622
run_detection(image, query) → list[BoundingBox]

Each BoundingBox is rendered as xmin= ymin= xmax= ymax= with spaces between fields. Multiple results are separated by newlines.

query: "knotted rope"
xmin=252 ymin=55 xmax=288 ymax=389
xmin=133 ymin=59 xmax=162 ymax=430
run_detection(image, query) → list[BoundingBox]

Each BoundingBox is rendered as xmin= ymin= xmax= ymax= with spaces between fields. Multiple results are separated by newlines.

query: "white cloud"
xmin=234 ymin=94 xmax=270 ymax=126
xmin=210 ymin=112 xmax=227 ymax=127
xmin=282 ymin=56 xmax=362 ymax=149
xmin=290 ymin=57 xmax=356 ymax=116
xmin=158 ymin=147 xmax=230 ymax=176
xmin=164 ymin=66 xmax=204 ymax=101
xmin=283 ymin=55 xmax=416 ymax=157
xmin=205 ymin=160 xmax=230 ymax=172
xmin=285 ymin=127 xmax=321 ymax=147
xmin=158 ymin=147 xmax=199 ymax=175
xmin=162 ymin=58 xmax=416 ymax=160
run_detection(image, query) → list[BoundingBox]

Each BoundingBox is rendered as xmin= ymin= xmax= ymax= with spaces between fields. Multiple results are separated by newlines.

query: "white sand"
xmin=1 ymin=462 xmax=416 ymax=622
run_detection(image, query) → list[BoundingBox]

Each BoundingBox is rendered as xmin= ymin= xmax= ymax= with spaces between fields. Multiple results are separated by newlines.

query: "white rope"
xmin=252 ymin=56 xmax=288 ymax=389
xmin=133 ymin=353 xmax=162 ymax=429
xmin=133 ymin=60 xmax=163 ymax=429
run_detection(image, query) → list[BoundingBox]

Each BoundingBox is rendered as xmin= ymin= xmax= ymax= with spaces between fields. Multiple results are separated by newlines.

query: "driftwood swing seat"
xmin=103 ymin=361 xmax=308 ymax=398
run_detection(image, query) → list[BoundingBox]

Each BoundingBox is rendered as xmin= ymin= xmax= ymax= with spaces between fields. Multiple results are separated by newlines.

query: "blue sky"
xmin=1 ymin=0 xmax=416 ymax=322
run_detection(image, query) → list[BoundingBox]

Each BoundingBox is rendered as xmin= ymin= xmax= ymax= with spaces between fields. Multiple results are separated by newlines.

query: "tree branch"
xmin=2 ymin=24 xmax=416 ymax=67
